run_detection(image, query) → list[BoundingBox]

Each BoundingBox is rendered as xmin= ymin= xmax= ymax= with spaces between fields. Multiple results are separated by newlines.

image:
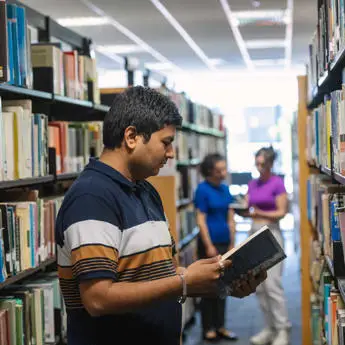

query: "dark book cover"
xmin=0 ymin=205 xmax=12 ymax=276
xmin=221 ymin=225 xmax=286 ymax=285
xmin=0 ymin=0 xmax=9 ymax=82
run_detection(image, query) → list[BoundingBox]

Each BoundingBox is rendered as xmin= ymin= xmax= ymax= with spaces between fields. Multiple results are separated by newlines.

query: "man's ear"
xmin=123 ymin=126 xmax=138 ymax=150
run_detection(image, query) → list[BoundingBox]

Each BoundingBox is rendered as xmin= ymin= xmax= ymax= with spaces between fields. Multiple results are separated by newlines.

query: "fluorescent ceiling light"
xmin=79 ymin=0 xmax=182 ymax=71
xmin=219 ymin=0 xmax=254 ymax=70
xmin=150 ymin=0 xmax=216 ymax=71
xmin=145 ymin=62 xmax=175 ymax=71
xmin=209 ymin=58 xmax=226 ymax=66
xmin=284 ymin=0 xmax=294 ymax=69
xmin=57 ymin=16 xmax=109 ymax=27
xmin=253 ymin=59 xmax=286 ymax=66
xmin=246 ymin=39 xmax=287 ymax=49
xmin=232 ymin=10 xmax=291 ymax=26
xmin=95 ymin=44 xmax=145 ymax=54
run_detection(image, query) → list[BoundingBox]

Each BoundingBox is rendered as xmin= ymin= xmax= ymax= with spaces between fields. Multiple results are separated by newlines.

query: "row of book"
xmin=159 ymin=87 xmax=225 ymax=133
xmin=310 ymin=253 xmax=345 ymax=345
xmin=308 ymin=187 xmax=345 ymax=345
xmin=48 ymin=121 xmax=103 ymax=175
xmin=0 ymin=98 xmax=49 ymax=181
xmin=0 ymin=271 xmax=67 ymax=345
xmin=307 ymin=0 xmax=345 ymax=98
xmin=0 ymin=1 xmax=101 ymax=103
xmin=175 ymin=131 xmax=225 ymax=162
xmin=306 ymin=70 xmax=345 ymax=174
xmin=0 ymin=97 xmax=104 ymax=181
xmin=176 ymin=166 xmax=201 ymax=201
xmin=0 ymin=189 xmax=63 ymax=283
xmin=177 ymin=208 xmax=196 ymax=242
xmin=307 ymin=174 xmax=345 ymax=262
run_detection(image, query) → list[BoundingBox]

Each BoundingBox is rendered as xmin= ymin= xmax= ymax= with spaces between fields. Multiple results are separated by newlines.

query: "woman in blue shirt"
xmin=194 ymin=153 xmax=238 ymax=342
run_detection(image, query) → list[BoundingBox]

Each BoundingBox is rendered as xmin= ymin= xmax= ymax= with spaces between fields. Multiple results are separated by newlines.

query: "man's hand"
xmin=230 ymin=270 xmax=267 ymax=298
xmin=185 ymin=256 xmax=231 ymax=297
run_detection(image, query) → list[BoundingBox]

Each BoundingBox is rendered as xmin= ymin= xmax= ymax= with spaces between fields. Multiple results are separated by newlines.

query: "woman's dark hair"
xmin=200 ymin=153 xmax=225 ymax=178
xmin=255 ymin=146 xmax=277 ymax=166
xmin=103 ymin=86 xmax=183 ymax=149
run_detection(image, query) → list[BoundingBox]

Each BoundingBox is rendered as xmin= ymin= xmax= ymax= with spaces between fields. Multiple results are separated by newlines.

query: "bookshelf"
xmin=0 ymin=257 xmax=56 ymax=290
xmin=301 ymin=2 xmax=345 ymax=339
xmin=0 ymin=0 xmax=228 ymax=342
xmin=298 ymin=75 xmax=314 ymax=345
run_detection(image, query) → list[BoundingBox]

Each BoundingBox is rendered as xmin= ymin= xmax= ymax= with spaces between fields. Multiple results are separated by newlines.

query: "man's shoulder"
xmin=69 ymin=171 xmax=119 ymax=199
xmin=141 ymin=180 xmax=162 ymax=205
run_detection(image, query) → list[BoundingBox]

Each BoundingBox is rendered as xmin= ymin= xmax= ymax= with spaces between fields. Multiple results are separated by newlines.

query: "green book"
xmin=15 ymin=299 xmax=24 ymax=345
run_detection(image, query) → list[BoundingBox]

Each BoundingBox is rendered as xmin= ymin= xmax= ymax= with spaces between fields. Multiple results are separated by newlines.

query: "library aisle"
xmin=183 ymin=229 xmax=301 ymax=345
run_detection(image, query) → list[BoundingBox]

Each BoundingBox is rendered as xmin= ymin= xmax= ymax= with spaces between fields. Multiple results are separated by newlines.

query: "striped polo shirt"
xmin=55 ymin=158 xmax=182 ymax=345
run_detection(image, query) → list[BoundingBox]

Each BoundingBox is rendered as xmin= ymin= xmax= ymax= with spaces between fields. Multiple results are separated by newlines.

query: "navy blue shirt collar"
xmin=84 ymin=158 xmax=147 ymax=192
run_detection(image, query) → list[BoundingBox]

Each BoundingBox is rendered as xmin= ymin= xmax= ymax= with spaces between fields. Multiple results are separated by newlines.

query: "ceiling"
xmin=22 ymin=0 xmax=317 ymax=79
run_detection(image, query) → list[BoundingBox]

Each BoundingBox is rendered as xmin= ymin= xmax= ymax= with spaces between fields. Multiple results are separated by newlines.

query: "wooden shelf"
xmin=330 ymin=45 xmax=345 ymax=71
xmin=334 ymin=172 xmax=345 ymax=185
xmin=0 ymin=84 xmax=110 ymax=122
xmin=0 ymin=83 xmax=52 ymax=100
xmin=0 ymin=175 xmax=55 ymax=190
xmin=320 ymin=166 xmax=332 ymax=177
xmin=308 ymin=45 xmax=345 ymax=110
xmin=56 ymin=172 xmax=79 ymax=181
xmin=94 ymin=103 xmax=110 ymax=113
xmin=53 ymin=95 xmax=93 ymax=108
xmin=0 ymin=257 xmax=56 ymax=289
xmin=178 ymin=227 xmax=199 ymax=251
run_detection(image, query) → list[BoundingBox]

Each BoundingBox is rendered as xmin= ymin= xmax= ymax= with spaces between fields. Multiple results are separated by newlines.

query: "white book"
xmin=2 ymin=112 xmax=15 ymax=181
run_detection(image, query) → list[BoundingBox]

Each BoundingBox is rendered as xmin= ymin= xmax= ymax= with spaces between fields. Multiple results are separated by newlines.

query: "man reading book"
xmin=55 ymin=87 xmax=267 ymax=345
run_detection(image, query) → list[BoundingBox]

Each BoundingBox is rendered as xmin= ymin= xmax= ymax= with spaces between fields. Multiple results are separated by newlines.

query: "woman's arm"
xmin=196 ymin=209 xmax=218 ymax=257
xmin=227 ymin=208 xmax=236 ymax=250
xmin=252 ymin=193 xmax=288 ymax=221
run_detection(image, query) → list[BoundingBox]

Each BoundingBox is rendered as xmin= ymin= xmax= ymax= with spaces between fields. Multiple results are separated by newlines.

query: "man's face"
xmin=129 ymin=125 xmax=176 ymax=179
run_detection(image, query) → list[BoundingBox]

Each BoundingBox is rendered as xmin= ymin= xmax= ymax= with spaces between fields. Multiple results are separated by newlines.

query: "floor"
xmin=182 ymin=229 xmax=302 ymax=345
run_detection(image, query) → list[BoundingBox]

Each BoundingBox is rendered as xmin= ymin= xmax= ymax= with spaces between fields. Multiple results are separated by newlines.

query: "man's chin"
xmin=151 ymin=167 xmax=160 ymax=176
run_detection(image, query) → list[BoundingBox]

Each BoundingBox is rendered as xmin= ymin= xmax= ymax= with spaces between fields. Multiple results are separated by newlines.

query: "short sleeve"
xmin=164 ymin=212 xmax=177 ymax=256
xmin=273 ymin=177 xmax=286 ymax=197
xmin=225 ymin=185 xmax=234 ymax=205
xmin=194 ymin=184 xmax=209 ymax=213
xmin=62 ymin=194 xmax=122 ymax=282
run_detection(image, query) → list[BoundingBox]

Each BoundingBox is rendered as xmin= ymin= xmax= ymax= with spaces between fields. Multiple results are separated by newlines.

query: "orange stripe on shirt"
xmin=118 ymin=245 xmax=172 ymax=272
xmin=71 ymin=244 xmax=118 ymax=263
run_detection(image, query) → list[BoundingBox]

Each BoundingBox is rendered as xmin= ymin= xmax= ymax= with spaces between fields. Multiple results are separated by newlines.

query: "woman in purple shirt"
xmin=246 ymin=147 xmax=290 ymax=345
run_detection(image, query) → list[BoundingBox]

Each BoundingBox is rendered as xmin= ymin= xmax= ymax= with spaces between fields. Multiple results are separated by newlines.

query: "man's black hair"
xmin=200 ymin=153 xmax=225 ymax=178
xmin=103 ymin=86 xmax=183 ymax=149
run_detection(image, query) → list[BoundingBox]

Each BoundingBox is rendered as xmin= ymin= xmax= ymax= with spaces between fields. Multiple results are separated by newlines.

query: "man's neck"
xmin=99 ymin=149 xmax=135 ymax=182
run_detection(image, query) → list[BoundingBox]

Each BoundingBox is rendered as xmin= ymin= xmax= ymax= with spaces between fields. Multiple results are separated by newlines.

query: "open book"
xmin=220 ymin=225 xmax=286 ymax=285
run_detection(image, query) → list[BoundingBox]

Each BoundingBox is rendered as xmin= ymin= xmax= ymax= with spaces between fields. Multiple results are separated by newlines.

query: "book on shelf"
xmin=0 ymin=98 xmax=50 ymax=181
xmin=0 ymin=189 xmax=63 ymax=283
xmin=48 ymin=121 xmax=103 ymax=175
xmin=307 ymin=0 xmax=345 ymax=99
xmin=0 ymin=97 xmax=105 ymax=181
xmin=0 ymin=1 xmax=101 ymax=103
xmin=220 ymin=225 xmax=286 ymax=285
xmin=0 ymin=272 xmax=67 ymax=345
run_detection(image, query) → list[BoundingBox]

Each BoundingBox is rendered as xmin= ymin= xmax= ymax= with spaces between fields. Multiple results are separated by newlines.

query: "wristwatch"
xmin=177 ymin=271 xmax=187 ymax=304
